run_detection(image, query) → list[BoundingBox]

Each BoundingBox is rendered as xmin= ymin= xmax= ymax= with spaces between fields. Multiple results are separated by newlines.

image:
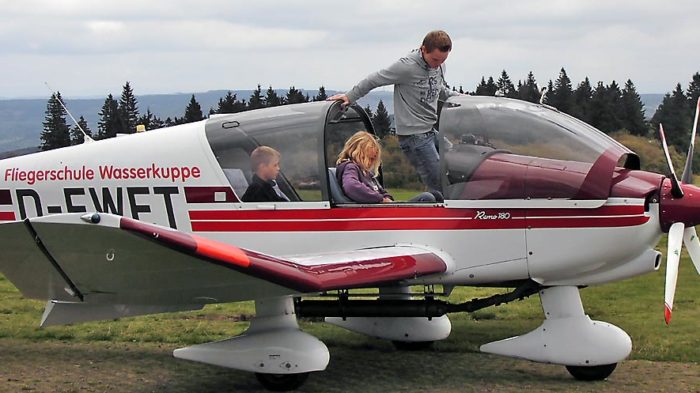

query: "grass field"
xmin=0 ymin=236 xmax=699 ymax=392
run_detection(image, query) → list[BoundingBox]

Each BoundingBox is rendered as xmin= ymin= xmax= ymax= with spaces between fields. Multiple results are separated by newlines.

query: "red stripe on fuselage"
xmin=0 ymin=211 xmax=15 ymax=221
xmin=184 ymin=186 xmax=238 ymax=203
xmin=187 ymin=205 xmax=649 ymax=232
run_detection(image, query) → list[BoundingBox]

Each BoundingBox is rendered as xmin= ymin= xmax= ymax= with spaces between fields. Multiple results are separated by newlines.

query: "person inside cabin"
xmin=336 ymin=131 xmax=439 ymax=203
xmin=242 ymin=146 xmax=290 ymax=202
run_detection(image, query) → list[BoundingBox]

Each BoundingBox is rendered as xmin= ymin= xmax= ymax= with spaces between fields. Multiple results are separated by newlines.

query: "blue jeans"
xmin=408 ymin=192 xmax=438 ymax=203
xmin=398 ymin=130 xmax=441 ymax=192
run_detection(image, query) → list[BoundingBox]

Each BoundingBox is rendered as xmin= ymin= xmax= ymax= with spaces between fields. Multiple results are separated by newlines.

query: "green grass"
xmin=0 ymin=235 xmax=698 ymax=363
xmin=387 ymin=187 xmax=427 ymax=201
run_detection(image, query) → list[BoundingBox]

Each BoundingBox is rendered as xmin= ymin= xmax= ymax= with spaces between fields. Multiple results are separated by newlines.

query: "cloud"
xmin=0 ymin=0 xmax=698 ymax=97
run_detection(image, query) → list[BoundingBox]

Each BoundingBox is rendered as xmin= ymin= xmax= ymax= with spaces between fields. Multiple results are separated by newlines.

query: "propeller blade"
xmin=683 ymin=226 xmax=700 ymax=275
xmin=665 ymin=222 xmax=685 ymax=324
xmin=681 ymin=97 xmax=700 ymax=184
xmin=659 ymin=123 xmax=684 ymax=198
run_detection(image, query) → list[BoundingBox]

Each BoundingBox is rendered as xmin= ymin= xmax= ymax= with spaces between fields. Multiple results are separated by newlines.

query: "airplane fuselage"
xmin=0 ymin=118 xmax=664 ymax=290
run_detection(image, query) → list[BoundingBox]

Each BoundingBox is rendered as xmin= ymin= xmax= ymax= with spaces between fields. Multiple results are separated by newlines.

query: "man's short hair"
xmin=422 ymin=30 xmax=452 ymax=52
xmin=250 ymin=146 xmax=280 ymax=171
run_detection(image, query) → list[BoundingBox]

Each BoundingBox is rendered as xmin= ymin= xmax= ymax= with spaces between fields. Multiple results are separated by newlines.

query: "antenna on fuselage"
xmin=44 ymin=82 xmax=94 ymax=144
xmin=538 ymin=86 xmax=548 ymax=105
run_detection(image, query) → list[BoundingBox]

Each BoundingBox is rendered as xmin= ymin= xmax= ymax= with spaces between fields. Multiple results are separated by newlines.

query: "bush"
xmin=611 ymin=130 xmax=685 ymax=174
xmin=380 ymin=135 xmax=423 ymax=189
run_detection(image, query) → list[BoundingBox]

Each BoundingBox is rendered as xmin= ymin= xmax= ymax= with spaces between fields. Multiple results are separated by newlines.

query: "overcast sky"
xmin=1 ymin=0 xmax=699 ymax=98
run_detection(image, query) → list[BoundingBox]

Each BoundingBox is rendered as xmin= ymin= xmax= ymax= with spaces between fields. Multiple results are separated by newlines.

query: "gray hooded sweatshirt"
xmin=345 ymin=49 xmax=459 ymax=136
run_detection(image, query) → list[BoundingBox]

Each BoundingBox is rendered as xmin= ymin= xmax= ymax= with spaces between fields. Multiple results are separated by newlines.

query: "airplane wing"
xmin=0 ymin=213 xmax=448 ymax=325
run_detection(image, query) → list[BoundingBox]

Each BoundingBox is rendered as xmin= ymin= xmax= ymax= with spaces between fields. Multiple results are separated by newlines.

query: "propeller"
xmin=659 ymin=123 xmax=683 ymax=198
xmin=658 ymin=96 xmax=700 ymax=324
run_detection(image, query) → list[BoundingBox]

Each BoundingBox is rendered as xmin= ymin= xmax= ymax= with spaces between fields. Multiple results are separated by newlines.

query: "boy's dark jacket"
xmin=241 ymin=175 xmax=287 ymax=202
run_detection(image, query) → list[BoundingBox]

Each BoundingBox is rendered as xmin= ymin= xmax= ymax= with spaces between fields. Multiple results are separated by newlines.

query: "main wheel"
xmin=392 ymin=340 xmax=434 ymax=351
xmin=565 ymin=363 xmax=617 ymax=381
xmin=255 ymin=372 xmax=309 ymax=391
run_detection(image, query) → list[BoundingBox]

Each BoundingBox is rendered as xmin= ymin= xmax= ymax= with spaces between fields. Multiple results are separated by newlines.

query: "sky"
xmin=1 ymin=0 xmax=699 ymax=98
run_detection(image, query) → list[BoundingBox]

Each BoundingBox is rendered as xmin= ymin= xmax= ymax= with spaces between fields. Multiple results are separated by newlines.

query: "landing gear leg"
xmin=480 ymin=286 xmax=631 ymax=379
xmin=173 ymin=297 xmax=328 ymax=392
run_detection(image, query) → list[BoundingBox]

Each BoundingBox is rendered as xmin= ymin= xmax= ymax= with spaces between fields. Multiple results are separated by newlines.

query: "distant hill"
xmin=0 ymin=90 xmax=661 ymax=155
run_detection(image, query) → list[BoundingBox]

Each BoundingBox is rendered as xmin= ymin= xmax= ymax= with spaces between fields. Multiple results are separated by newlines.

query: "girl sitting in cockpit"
xmin=336 ymin=131 xmax=437 ymax=203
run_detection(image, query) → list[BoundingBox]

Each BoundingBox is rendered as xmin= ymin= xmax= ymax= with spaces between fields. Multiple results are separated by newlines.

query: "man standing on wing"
xmin=328 ymin=30 xmax=460 ymax=193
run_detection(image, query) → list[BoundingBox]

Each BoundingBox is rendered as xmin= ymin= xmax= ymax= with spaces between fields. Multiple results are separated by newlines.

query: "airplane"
xmin=0 ymin=94 xmax=699 ymax=391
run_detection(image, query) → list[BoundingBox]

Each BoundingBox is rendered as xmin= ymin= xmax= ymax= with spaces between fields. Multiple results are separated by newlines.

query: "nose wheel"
xmin=565 ymin=363 xmax=617 ymax=381
xmin=255 ymin=372 xmax=310 ymax=391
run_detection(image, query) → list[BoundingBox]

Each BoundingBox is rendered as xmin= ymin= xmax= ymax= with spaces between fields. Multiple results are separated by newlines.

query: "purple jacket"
xmin=336 ymin=160 xmax=393 ymax=203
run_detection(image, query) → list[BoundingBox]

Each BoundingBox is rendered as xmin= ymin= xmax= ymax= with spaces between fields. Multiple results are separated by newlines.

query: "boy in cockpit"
xmin=242 ymin=146 xmax=290 ymax=202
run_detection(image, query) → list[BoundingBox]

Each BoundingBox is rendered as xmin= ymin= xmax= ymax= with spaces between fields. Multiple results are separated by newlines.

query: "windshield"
xmin=440 ymin=96 xmax=636 ymax=200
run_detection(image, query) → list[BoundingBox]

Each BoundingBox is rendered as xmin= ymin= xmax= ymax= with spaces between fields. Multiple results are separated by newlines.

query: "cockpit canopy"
xmin=204 ymin=97 xmax=639 ymax=204
xmin=439 ymin=96 xmax=638 ymax=200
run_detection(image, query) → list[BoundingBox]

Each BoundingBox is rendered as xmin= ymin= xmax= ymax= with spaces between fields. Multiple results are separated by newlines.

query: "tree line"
xmin=40 ymin=82 xmax=394 ymax=151
xmin=41 ymin=70 xmax=700 ymax=163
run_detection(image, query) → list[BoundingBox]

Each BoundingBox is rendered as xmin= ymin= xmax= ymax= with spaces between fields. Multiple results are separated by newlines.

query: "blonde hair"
xmin=250 ymin=146 xmax=280 ymax=171
xmin=336 ymin=131 xmax=381 ymax=175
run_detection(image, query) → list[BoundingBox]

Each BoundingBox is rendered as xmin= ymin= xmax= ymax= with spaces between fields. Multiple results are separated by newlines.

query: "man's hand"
xmin=327 ymin=93 xmax=350 ymax=107
xmin=382 ymin=197 xmax=393 ymax=203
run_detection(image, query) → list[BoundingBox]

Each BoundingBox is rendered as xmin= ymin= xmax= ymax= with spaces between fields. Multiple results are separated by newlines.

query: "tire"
xmin=392 ymin=340 xmax=434 ymax=351
xmin=565 ymin=363 xmax=618 ymax=381
xmin=255 ymin=372 xmax=310 ymax=391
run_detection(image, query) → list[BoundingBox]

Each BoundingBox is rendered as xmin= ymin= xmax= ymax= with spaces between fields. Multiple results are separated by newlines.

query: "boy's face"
xmin=420 ymin=46 xmax=450 ymax=69
xmin=257 ymin=157 xmax=280 ymax=181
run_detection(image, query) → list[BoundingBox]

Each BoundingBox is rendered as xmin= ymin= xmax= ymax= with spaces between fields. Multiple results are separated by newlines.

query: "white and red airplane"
xmin=0 ymin=95 xmax=698 ymax=391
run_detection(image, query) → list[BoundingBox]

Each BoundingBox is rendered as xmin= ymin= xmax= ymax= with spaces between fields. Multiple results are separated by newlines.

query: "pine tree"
xmin=588 ymin=81 xmax=625 ymax=133
xmin=518 ymin=71 xmax=540 ymax=103
xmin=216 ymin=91 xmax=237 ymax=113
xmin=248 ymin=84 xmax=265 ymax=110
xmin=606 ymin=80 xmax=625 ymax=131
xmin=687 ymin=72 xmax=700 ymax=106
xmin=285 ymin=86 xmax=308 ymax=104
xmin=589 ymin=82 xmax=609 ymax=131
xmin=458 ymin=85 xmax=465 ymax=94
xmin=363 ymin=104 xmax=373 ymax=119
xmin=543 ymin=80 xmax=555 ymax=105
xmin=70 ymin=116 xmax=92 ymax=145
xmin=97 ymin=94 xmax=120 ymax=139
xmin=572 ymin=77 xmax=593 ymax=123
xmin=373 ymin=100 xmax=392 ymax=139
xmin=475 ymin=76 xmax=498 ymax=96
xmin=136 ymin=108 xmax=164 ymax=130
xmin=550 ymin=68 xmax=575 ymax=113
xmin=40 ymin=92 xmax=71 ymax=150
xmin=651 ymin=83 xmax=692 ymax=150
xmin=496 ymin=70 xmax=517 ymax=98
xmin=216 ymin=91 xmax=246 ymax=114
xmin=265 ymin=86 xmax=282 ymax=107
xmin=314 ymin=86 xmax=328 ymax=101
xmin=621 ymin=79 xmax=647 ymax=136
xmin=183 ymin=95 xmax=204 ymax=123
xmin=687 ymin=73 xmax=700 ymax=140
xmin=118 ymin=81 xmax=139 ymax=133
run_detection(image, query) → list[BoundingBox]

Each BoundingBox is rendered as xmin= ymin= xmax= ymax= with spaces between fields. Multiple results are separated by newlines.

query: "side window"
xmin=252 ymin=122 xmax=323 ymax=202
xmin=215 ymin=147 xmax=252 ymax=198
xmin=206 ymin=114 xmax=323 ymax=202
xmin=325 ymin=107 xmax=370 ymax=167
xmin=324 ymin=106 xmax=382 ymax=205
